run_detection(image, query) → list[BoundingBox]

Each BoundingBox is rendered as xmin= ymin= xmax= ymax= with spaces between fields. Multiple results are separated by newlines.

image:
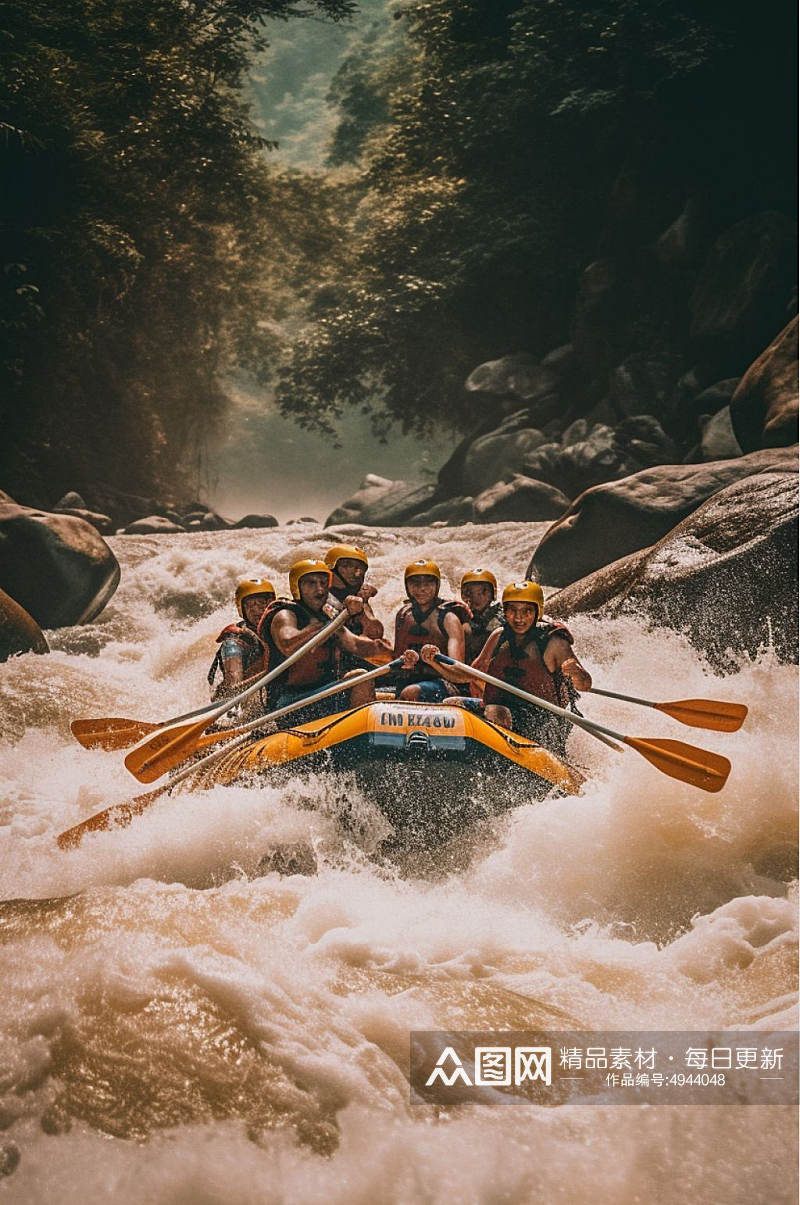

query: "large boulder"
xmin=123 ymin=516 xmax=186 ymax=535
xmin=325 ymin=477 xmax=436 ymax=528
xmin=472 ymin=475 xmax=571 ymax=523
xmin=690 ymin=212 xmax=798 ymax=370
xmin=527 ymin=446 xmax=797 ymax=587
xmin=729 ymin=317 xmax=799 ymax=453
xmin=0 ymin=586 xmax=49 ymax=661
xmin=461 ymin=421 xmax=549 ymax=495
xmin=412 ymin=496 xmax=476 ymax=526
xmin=546 ymin=471 xmax=798 ymax=666
xmin=52 ymin=507 xmax=114 ymax=535
xmin=0 ymin=504 xmax=120 ymax=628
xmin=699 ymin=407 xmax=742 ymax=461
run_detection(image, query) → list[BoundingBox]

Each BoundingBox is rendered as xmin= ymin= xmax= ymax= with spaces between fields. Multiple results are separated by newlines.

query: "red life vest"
xmin=394 ymin=598 xmax=472 ymax=683
xmin=483 ymin=620 xmax=574 ymax=709
xmin=258 ymin=600 xmax=340 ymax=690
xmin=207 ymin=621 xmax=266 ymax=687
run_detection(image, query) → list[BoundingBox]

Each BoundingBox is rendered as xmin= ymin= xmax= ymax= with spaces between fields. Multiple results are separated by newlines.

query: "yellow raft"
xmin=194 ymin=700 xmax=584 ymax=843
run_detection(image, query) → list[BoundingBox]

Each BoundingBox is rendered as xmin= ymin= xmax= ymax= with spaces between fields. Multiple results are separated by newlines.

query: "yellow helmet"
xmin=288 ymin=558 xmax=332 ymax=601
xmin=460 ymin=569 xmax=497 ymax=597
xmin=502 ymin=580 xmax=544 ymax=620
xmin=235 ymin=578 xmax=276 ymax=617
xmin=404 ymin=559 xmax=441 ymax=588
xmin=324 ymin=544 xmax=369 ymax=575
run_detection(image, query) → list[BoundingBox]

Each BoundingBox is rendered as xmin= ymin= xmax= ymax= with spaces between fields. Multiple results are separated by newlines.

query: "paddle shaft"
xmin=58 ymin=659 xmax=401 ymax=847
xmin=171 ymin=657 xmax=403 ymax=778
xmin=435 ymin=654 xmax=625 ymax=748
xmin=190 ymin=605 xmax=351 ymax=729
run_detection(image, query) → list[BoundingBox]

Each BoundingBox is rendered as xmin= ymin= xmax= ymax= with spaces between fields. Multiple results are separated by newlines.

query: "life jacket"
xmin=463 ymin=599 xmax=504 ymax=662
xmin=258 ymin=600 xmax=340 ymax=690
xmin=394 ymin=597 xmax=472 ymax=683
xmin=484 ymin=619 xmax=574 ymax=707
xmin=207 ymin=620 xmax=266 ymax=688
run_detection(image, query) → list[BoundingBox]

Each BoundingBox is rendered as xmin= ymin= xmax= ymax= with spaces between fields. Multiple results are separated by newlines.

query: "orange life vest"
xmin=394 ymin=598 xmax=472 ymax=683
xmin=464 ymin=600 xmax=504 ymax=662
xmin=258 ymin=600 xmax=340 ymax=690
xmin=483 ymin=621 xmax=573 ymax=709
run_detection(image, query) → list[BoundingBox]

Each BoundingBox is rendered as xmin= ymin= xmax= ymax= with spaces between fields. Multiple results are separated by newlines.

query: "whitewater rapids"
xmin=0 ymin=522 xmax=796 ymax=1203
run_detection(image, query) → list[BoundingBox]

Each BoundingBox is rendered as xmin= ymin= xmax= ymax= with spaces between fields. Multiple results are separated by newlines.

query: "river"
xmin=0 ymin=522 xmax=796 ymax=1202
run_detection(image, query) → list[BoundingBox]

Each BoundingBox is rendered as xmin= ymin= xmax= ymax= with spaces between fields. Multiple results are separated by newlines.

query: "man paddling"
xmin=420 ymin=579 xmax=591 ymax=754
xmin=324 ymin=544 xmax=385 ymax=640
xmin=260 ymin=559 xmax=412 ymax=726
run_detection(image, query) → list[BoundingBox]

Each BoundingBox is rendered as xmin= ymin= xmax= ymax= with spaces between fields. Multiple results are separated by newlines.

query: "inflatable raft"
xmin=193 ymin=699 xmax=584 ymax=844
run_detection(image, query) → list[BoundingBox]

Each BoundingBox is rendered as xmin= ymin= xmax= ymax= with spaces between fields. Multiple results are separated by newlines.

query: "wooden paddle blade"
xmin=124 ymin=717 xmax=213 ymax=783
xmin=654 ymin=698 xmax=748 ymax=732
xmin=624 ymin=736 xmax=731 ymax=793
xmin=57 ymin=785 xmax=168 ymax=849
xmin=71 ymin=717 xmax=159 ymax=751
xmin=129 ymin=727 xmax=240 ymax=780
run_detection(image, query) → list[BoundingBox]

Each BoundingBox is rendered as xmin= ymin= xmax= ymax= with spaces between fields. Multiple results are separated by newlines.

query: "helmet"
xmin=404 ymin=559 xmax=441 ymax=588
xmin=501 ymin=580 xmax=544 ymax=619
xmin=235 ymin=578 xmax=276 ymax=617
xmin=460 ymin=569 xmax=497 ymax=597
xmin=324 ymin=545 xmax=369 ymax=575
xmin=289 ymin=558 xmax=332 ymax=601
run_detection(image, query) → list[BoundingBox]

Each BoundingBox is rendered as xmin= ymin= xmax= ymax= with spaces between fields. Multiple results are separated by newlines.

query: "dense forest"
xmin=1 ymin=0 xmax=796 ymax=504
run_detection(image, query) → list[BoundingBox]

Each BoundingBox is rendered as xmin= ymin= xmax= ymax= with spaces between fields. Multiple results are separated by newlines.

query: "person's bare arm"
xmin=270 ymin=610 xmax=326 ymax=659
xmin=443 ymin=610 xmax=465 ymax=661
xmin=544 ymin=635 xmax=592 ymax=690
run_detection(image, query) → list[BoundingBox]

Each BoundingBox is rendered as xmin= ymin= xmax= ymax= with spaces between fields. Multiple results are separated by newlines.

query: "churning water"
xmin=0 ymin=523 xmax=796 ymax=1203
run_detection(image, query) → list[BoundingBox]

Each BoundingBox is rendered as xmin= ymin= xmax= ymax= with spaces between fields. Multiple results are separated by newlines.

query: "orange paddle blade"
xmin=71 ymin=717 xmax=159 ymax=751
xmin=124 ymin=717 xmax=215 ymax=783
xmin=653 ymin=698 xmax=747 ymax=732
xmin=57 ymin=785 xmax=168 ymax=849
xmin=624 ymin=736 xmax=731 ymax=793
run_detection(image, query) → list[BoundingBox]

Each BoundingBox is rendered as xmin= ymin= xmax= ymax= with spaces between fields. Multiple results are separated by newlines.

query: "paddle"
xmin=71 ymin=697 xmax=227 ymax=751
xmin=123 ymin=608 xmax=350 ymax=784
xmin=57 ymin=659 xmax=403 ymax=848
xmin=127 ymin=657 xmax=406 ymax=782
xmin=587 ymin=687 xmax=747 ymax=732
xmin=434 ymin=655 xmax=731 ymax=794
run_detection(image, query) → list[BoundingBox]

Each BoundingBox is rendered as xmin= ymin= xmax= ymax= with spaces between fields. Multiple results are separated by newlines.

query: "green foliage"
xmin=0 ymin=0 xmax=354 ymax=501
xmin=278 ymin=0 xmax=796 ymax=438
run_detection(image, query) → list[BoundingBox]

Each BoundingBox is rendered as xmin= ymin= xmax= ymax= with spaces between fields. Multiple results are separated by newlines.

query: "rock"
xmin=729 ymin=317 xmax=799 ymax=452
xmin=690 ymin=212 xmax=798 ymax=369
xmin=546 ymin=471 xmax=798 ymax=666
xmin=527 ymin=446 xmax=798 ymax=587
xmin=0 ymin=505 xmax=120 ymax=627
xmin=653 ymin=196 xmax=708 ymax=270
xmin=473 ymin=475 xmax=571 ymax=523
xmin=672 ymin=377 xmax=742 ymax=441
xmin=466 ymin=353 xmax=554 ymax=401
xmin=123 ymin=516 xmax=186 ymax=535
xmin=0 ymin=586 xmax=49 ymax=660
xmin=412 ymin=496 xmax=475 ymax=526
xmin=606 ymin=352 xmax=680 ymax=420
xmin=616 ymin=414 xmax=679 ymax=466
xmin=700 ymin=407 xmax=742 ymax=461
xmin=0 ymin=490 xmax=15 ymax=504
xmin=299 ymin=516 xmax=319 ymax=524
xmin=325 ymin=478 xmax=437 ymax=528
xmin=82 ymin=485 xmax=161 ymax=527
xmin=51 ymin=507 xmax=114 ymax=535
xmin=461 ymin=425 xmax=549 ymax=495
xmin=54 ymin=491 xmax=87 ymax=510
xmin=233 ymin=513 xmax=279 ymax=529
